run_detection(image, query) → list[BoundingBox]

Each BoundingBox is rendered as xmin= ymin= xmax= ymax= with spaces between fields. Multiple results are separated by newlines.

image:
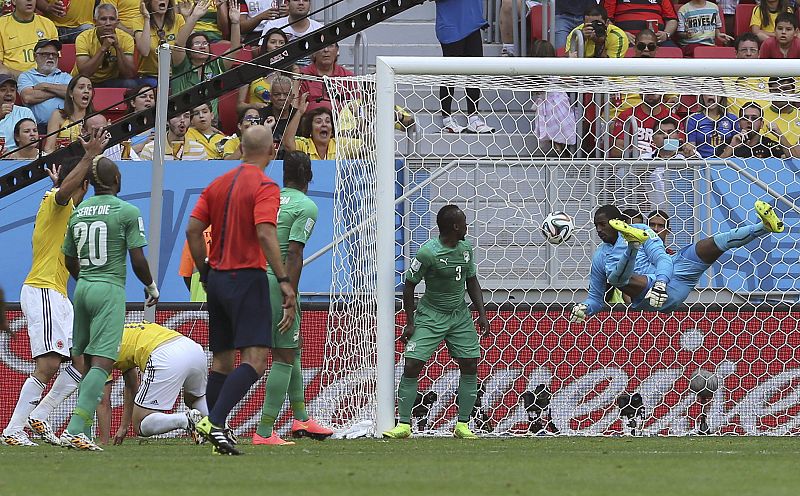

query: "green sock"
xmin=397 ymin=376 xmax=418 ymax=424
xmin=66 ymin=366 xmax=108 ymax=435
xmin=457 ymin=374 xmax=477 ymax=423
xmin=256 ymin=361 xmax=293 ymax=437
xmin=288 ymin=352 xmax=308 ymax=421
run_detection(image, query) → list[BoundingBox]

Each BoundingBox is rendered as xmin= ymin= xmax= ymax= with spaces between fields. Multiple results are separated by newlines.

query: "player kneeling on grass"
xmin=103 ymin=322 xmax=208 ymax=444
xmin=571 ymin=201 xmax=784 ymax=322
xmin=383 ymin=205 xmax=489 ymax=440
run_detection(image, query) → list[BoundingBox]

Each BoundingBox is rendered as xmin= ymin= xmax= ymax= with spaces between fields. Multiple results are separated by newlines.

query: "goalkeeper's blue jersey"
xmin=582 ymin=223 xmax=673 ymax=316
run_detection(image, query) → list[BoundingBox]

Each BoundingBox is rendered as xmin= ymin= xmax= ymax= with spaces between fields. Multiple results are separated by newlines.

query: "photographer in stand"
xmin=565 ymin=5 xmax=629 ymax=58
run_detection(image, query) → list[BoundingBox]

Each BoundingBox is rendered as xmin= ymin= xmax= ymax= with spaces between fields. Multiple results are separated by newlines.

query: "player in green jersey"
xmin=253 ymin=151 xmax=333 ymax=445
xmin=383 ymin=205 xmax=489 ymax=439
xmin=59 ymin=155 xmax=160 ymax=451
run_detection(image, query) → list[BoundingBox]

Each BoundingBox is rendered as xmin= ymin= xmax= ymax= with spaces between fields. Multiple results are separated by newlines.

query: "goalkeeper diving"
xmin=571 ymin=201 xmax=784 ymax=322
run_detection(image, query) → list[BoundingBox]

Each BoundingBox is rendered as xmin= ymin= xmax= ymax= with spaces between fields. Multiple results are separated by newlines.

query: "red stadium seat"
xmin=694 ymin=46 xmax=736 ymax=58
xmin=655 ymin=46 xmax=684 ymax=58
xmin=210 ymin=41 xmax=253 ymax=65
xmin=217 ymin=90 xmax=239 ymax=136
xmin=93 ymin=87 xmax=128 ymax=123
xmin=529 ymin=5 xmax=542 ymax=41
xmin=625 ymin=47 xmax=683 ymax=58
xmin=59 ymin=43 xmax=75 ymax=73
xmin=735 ymin=4 xmax=756 ymax=37
xmin=556 ymin=47 xmax=566 ymax=57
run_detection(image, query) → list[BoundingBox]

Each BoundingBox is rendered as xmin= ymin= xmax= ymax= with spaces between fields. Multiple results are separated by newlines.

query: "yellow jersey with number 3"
xmin=114 ymin=322 xmax=183 ymax=371
xmin=23 ymin=188 xmax=73 ymax=297
xmin=0 ymin=14 xmax=58 ymax=73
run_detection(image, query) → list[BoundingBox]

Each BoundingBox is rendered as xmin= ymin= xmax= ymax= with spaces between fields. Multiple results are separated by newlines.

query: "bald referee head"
xmin=241 ymin=125 xmax=276 ymax=169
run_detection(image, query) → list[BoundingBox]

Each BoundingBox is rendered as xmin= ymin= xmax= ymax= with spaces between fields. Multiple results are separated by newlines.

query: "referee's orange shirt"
xmin=190 ymin=164 xmax=280 ymax=271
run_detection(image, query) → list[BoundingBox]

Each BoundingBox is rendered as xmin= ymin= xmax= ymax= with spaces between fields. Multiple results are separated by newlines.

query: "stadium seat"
xmin=556 ymin=47 xmax=566 ymax=57
xmin=529 ymin=5 xmax=542 ymax=41
xmin=59 ymin=43 xmax=76 ymax=73
xmin=624 ymin=47 xmax=683 ymax=58
xmin=217 ymin=90 xmax=239 ymax=136
xmin=93 ymin=87 xmax=128 ymax=122
xmin=210 ymin=41 xmax=254 ymax=65
xmin=735 ymin=4 xmax=756 ymax=37
xmin=694 ymin=46 xmax=736 ymax=58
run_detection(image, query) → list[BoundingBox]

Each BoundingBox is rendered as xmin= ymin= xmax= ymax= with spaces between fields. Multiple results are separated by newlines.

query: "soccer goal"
xmin=318 ymin=57 xmax=800 ymax=437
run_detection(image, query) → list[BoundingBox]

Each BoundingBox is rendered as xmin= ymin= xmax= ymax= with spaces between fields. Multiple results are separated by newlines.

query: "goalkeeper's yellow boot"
xmin=453 ymin=422 xmax=479 ymax=439
xmin=609 ymin=219 xmax=649 ymax=244
xmin=382 ymin=423 xmax=411 ymax=439
xmin=755 ymin=200 xmax=784 ymax=233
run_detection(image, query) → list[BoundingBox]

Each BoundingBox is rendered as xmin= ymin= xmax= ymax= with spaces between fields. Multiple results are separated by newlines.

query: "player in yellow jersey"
xmin=109 ymin=322 xmax=208 ymax=444
xmin=1 ymin=130 xmax=108 ymax=447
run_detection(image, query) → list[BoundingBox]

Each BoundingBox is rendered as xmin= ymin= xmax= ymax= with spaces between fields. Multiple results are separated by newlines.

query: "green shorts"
xmin=267 ymin=272 xmax=301 ymax=349
xmin=71 ymin=280 xmax=126 ymax=361
xmin=404 ymin=302 xmax=479 ymax=362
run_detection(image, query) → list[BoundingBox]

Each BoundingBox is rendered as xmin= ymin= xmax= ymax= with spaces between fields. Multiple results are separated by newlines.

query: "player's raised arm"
xmin=54 ymin=129 xmax=109 ymax=206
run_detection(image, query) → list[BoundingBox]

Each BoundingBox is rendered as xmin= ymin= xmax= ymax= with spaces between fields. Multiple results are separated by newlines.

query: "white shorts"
xmin=20 ymin=284 xmax=74 ymax=359
xmin=136 ymin=337 xmax=208 ymax=411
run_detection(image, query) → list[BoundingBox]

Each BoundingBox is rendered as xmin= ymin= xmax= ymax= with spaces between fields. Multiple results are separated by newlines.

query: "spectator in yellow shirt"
xmin=36 ymin=0 xmax=94 ymax=43
xmin=222 ymin=106 xmax=261 ymax=160
xmin=763 ymin=77 xmax=800 ymax=157
xmin=750 ymin=0 xmax=793 ymax=42
xmin=73 ymin=4 xmax=138 ymax=88
xmin=283 ymin=92 xmax=362 ymax=160
xmin=186 ymin=102 xmax=225 ymax=159
xmin=0 ymin=0 xmax=58 ymax=78
xmin=566 ymin=5 xmax=629 ymax=58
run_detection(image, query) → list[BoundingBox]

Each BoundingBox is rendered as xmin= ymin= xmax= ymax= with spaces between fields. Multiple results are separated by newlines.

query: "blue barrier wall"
xmin=0 ymin=160 xmax=335 ymax=302
xmin=1 ymin=158 xmax=798 ymax=302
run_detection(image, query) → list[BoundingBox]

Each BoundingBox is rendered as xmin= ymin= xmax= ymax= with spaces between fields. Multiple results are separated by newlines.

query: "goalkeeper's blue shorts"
xmin=631 ymin=243 xmax=712 ymax=313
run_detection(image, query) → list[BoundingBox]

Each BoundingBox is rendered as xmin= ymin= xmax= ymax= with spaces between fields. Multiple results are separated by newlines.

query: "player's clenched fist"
xmin=569 ymin=304 xmax=588 ymax=323
xmin=646 ymin=281 xmax=668 ymax=308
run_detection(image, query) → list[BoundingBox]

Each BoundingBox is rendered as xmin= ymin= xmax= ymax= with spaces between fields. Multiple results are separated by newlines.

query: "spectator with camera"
xmin=566 ymin=5 xmax=628 ymax=58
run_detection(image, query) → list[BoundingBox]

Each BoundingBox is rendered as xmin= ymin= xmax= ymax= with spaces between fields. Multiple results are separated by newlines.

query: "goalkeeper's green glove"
xmin=646 ymin=281 xmax=668 ymax=308
xmin=570 ymin=304 xmax=588 ymax=323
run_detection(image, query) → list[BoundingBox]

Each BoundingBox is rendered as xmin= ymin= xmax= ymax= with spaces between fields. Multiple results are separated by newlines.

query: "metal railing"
xmin=353 ymin=32 xmax=369 ymax=75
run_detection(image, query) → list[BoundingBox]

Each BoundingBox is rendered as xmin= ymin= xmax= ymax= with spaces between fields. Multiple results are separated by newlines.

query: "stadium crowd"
xmin=0 ymin=0 xmax=794 ymax=163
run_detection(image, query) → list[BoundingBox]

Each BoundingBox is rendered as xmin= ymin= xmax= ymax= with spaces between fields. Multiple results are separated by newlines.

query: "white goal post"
xmin=346 ymin=57 xmax=800 ymax=437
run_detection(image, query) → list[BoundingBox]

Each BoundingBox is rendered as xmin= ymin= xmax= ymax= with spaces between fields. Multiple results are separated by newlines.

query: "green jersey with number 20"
xmin=62 ymin=195 xmax=148 ymax=288
xmin=405 ymin=238 xmax=477 ymax=312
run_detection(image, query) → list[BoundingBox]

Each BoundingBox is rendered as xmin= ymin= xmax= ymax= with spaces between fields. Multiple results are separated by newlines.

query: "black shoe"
xmin=196 ymin=417 xmax=242 ymax=456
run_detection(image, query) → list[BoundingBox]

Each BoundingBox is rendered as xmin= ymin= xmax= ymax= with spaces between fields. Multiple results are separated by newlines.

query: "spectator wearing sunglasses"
xmin=222 ymin=106 xmax=262 ymax=159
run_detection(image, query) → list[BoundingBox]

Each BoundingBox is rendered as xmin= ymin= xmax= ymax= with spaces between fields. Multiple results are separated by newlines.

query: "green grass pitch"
xmin=2 ymin=437 xmax=798 ymax=496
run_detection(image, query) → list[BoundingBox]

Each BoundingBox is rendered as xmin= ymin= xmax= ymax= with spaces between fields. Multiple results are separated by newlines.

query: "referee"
xmin=187 ymin=125 xmax=296 ymax=455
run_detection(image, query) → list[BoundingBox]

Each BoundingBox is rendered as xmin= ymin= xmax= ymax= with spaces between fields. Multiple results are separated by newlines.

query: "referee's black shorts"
xmin=206 ymin=268 xmax=272 ymax=352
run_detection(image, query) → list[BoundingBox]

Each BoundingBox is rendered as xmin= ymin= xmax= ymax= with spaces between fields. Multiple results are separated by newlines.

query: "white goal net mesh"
xmin=318 ymin=70 xmax=800 ymax=436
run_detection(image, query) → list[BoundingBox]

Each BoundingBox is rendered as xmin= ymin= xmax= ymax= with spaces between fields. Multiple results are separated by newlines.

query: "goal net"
xmin=318 ymin=58 xmax=800 ymax=437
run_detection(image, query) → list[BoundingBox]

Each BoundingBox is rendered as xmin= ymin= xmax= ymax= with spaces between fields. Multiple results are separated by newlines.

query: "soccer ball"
xmin=541 ymin=211 xmax=575 ymax=245
xmin=689 ymin=369 xmax=718 ymax=400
